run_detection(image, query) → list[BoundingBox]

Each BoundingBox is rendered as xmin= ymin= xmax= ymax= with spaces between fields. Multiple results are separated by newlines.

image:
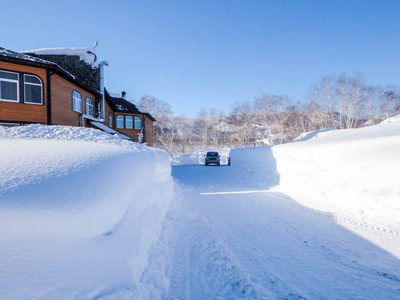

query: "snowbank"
xmin=293 ymin=127 xmax=336 ymax=142
xmin=380 ymin=114 xmax=400 ymax=124
xmin=229 ymin=146 xmax=280 ymax=189
xmin=272 ymin=120 xmax=400 ymax=231
xmin=0 ymin=125 xmax=173 ymax=299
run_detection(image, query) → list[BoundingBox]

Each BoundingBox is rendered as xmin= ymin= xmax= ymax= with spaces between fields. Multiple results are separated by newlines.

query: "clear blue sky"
xmin=2 ymin=0 xmax=400 ymax=117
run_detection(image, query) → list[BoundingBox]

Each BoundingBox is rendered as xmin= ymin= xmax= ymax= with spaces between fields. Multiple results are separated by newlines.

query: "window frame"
xmin=116 ymin=115 xmax=124 ymax=128
xmin=125 ymin=115 xmax=133 ymax=129
xmin=0 ymin=70 xmax=20 ymax=103
xmin=115 ymin=114 xmax=140 ymax=129
xmin=134 ymin=116 xmax=142 ymax=129
xmin=23 ymin=74 xmax=43 ymax=105
xmin=85 ymin=97 xmax=94 ymax=116
xmin=72 ymin=90 xmax=82 ymax=113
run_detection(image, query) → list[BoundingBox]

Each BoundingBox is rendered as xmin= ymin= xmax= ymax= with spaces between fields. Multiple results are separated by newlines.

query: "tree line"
xmin=138 ymin=74 xmax=400 ymax=156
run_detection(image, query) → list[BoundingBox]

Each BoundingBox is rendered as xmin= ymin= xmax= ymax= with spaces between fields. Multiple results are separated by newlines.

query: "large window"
xmin=116 ymin=115 xmax=124 ymax=128
xmin=85 ymin=97 xmax=94 ymax=116
xmin=0 ymin=70 xmax=19 ymax=102
xmin=134 ymin=116 xmax=142 ymax=129
xmin=24 ymin=74 xmax=43 ymax=104
xmin=72 ymin=90 xmax=82 ymax=113
xmin=125 ymin=116 xmax=133 ymax=129
xmin=115 ymin=115 xmax=141 ymax=129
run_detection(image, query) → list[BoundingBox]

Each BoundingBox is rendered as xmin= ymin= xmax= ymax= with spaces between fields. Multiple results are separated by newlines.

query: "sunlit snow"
xmin=0 ymin=118 xmax=399 ymax=299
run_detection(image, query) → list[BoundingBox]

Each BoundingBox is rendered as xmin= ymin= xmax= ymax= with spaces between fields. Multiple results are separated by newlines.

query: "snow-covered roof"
xmin=21 ymin=47 xmax=99 ymax=69
xmin=107 ymin=92 xmax=149 ymax=113
xmin=0 ymin=47 xmax=57 ymax=66
xmin=105 ymin=90 xmax=156 ymax=121
xmin=1 ymin=46 xmax=101 ymax=96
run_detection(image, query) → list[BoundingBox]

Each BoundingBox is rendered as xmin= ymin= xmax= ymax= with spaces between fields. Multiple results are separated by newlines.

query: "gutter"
xmin=99 ymin=61 xmax=108 ymax=120
xmin=46 ymin=70 xmax=54 ymax=125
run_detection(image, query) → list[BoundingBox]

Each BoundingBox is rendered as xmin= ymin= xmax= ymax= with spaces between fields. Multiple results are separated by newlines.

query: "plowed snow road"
xmin=160 ymin=164 xmax=400 ymax=299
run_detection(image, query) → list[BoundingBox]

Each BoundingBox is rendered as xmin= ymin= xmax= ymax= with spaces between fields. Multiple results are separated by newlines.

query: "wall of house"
xmin=0 ymin=61 xmax=48 ymax=124
xmin=144 ymin=117 xmax=154 ymax=147
xmin=50 ymin=74 xmax=97 ymax=126
xmin=104 ymin=100 xmax=114 ymax=128
xmin=114 ymin=112 xmax=144 ymax=142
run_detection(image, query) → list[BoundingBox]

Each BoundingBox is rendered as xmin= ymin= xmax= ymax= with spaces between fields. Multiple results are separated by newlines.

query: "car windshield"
xmin=207 ymin=152 xmax=218 ymax=156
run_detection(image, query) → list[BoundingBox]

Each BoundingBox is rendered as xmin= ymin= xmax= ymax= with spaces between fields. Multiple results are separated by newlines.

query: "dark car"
xmin=205 ymin=151 xmax=220 ymax=166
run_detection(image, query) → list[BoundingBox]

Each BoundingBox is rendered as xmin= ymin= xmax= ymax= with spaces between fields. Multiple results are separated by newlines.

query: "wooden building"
xmin=102 ymin=90 xmax=155 ymax=145
xmin=0 ymin=47 xmax=101 ymax=127
xmin=0 ymin=47 xmax=156 ymax=146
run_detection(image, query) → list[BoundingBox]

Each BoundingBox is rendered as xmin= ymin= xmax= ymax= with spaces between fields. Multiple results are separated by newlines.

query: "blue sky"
xmin=2 ymin=0 xmax=400 ymax=117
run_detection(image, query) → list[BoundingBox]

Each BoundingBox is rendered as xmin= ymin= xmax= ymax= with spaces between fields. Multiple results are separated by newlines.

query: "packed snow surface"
xmin=165 ymin=118 xmax=400 ymax=299
xmin=0 ymin=125 xmax=173 ymax=299
xmin=1 ymin=118 xmax=400 ymax=299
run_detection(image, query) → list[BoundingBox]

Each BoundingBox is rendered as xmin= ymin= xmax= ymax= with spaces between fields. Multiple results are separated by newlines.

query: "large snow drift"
xmin=0 ymin=125 xmax=173 ymax=299
xmin=272 ymin=119 xmax=400 ymax=233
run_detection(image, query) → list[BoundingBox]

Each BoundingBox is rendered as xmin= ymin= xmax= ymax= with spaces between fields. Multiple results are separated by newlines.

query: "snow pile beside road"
xmin=380 ymin=114 xmax=400 ymax=124
xmin=229 ymin=146 xmax=280 ymax=189
xmin=293 ymin=127 xmax=336 ymax=142
xmin=272 ymin=119 xmax=400 ymax=231
xmin=0 ymin=125 xmax=173 ymax=299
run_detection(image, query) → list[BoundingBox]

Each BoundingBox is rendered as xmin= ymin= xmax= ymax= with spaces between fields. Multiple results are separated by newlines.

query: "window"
xmin=116 ymin=115 xmax=124 ymax=128
xmin=115 ymin=115 xmax=138 ymax=129
xmin=24 ymin=74 xmax=43 ymax=104
xmin=72 ymin=90 xmax=82 ymax=112
xmin=85 ymin=97 xmax=94 ymax=116
xmin=0 ymin=70 xmax=19 ymax=102
xmin=134 ymin=116 xmax=142 ymax=129
xmin=109 ymin=113 xmax=113 ymax=128
xmin=125 ymin=116 xmax=133 ymax=129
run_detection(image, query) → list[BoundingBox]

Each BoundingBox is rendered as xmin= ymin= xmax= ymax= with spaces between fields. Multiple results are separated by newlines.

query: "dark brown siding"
xmin=145 ymin=118 xmax=154 ymax=147
xmin=51 ymin=74 xmax=97 ymax=126
xmin=0 ymin=61 xmax=48 ymax=124
xmin=104 ymin=100 xmax=114 ymax=128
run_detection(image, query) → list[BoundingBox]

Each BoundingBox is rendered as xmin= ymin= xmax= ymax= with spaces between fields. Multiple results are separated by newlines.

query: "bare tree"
xmin=194 ymin=109 xmax=209 ymax=149
xmin=379 ymin=86 xmax=400 ymax=119
xmin=310 ymin=74 xmax=375 ymax=129
xmin=138 ymin=95 xmax=172 ymax=119
xmin=336 ymin=74 xmax=373 ymax=128
xmin=137 ymin=95 xmax=175 ymax=153
xmin=228 ymin=101 xmax=257 ymax=147
xmin=309 ymin=75 xmax=336 ymax=128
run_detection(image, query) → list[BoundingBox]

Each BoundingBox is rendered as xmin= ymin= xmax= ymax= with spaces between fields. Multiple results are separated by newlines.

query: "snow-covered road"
xmin=158 ymin=164 xmax=400 ymax=299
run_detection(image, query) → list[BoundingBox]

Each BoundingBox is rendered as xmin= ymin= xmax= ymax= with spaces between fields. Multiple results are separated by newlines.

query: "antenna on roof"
xmin=93 ymin=41 xmax=99 ymax=50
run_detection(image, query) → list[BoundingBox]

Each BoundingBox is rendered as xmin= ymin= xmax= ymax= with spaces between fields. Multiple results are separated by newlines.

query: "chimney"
xmin=121 ymin=91 xmax=126 ymax=99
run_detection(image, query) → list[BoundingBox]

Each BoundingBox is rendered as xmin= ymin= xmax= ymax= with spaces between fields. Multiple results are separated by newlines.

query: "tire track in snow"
xmin=167 ymin=200 xmax=272 ymax=299
xmin=163 ymin=164 xmax=400 ymax=299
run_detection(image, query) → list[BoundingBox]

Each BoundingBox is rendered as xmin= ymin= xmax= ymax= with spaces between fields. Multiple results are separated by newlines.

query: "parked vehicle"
xmin=205 ymin=152 xmax=220 ymax=166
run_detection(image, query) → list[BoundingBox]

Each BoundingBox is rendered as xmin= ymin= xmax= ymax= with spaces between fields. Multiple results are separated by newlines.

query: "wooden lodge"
xmin=0 ymin=47 xmax=155 ymax=146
